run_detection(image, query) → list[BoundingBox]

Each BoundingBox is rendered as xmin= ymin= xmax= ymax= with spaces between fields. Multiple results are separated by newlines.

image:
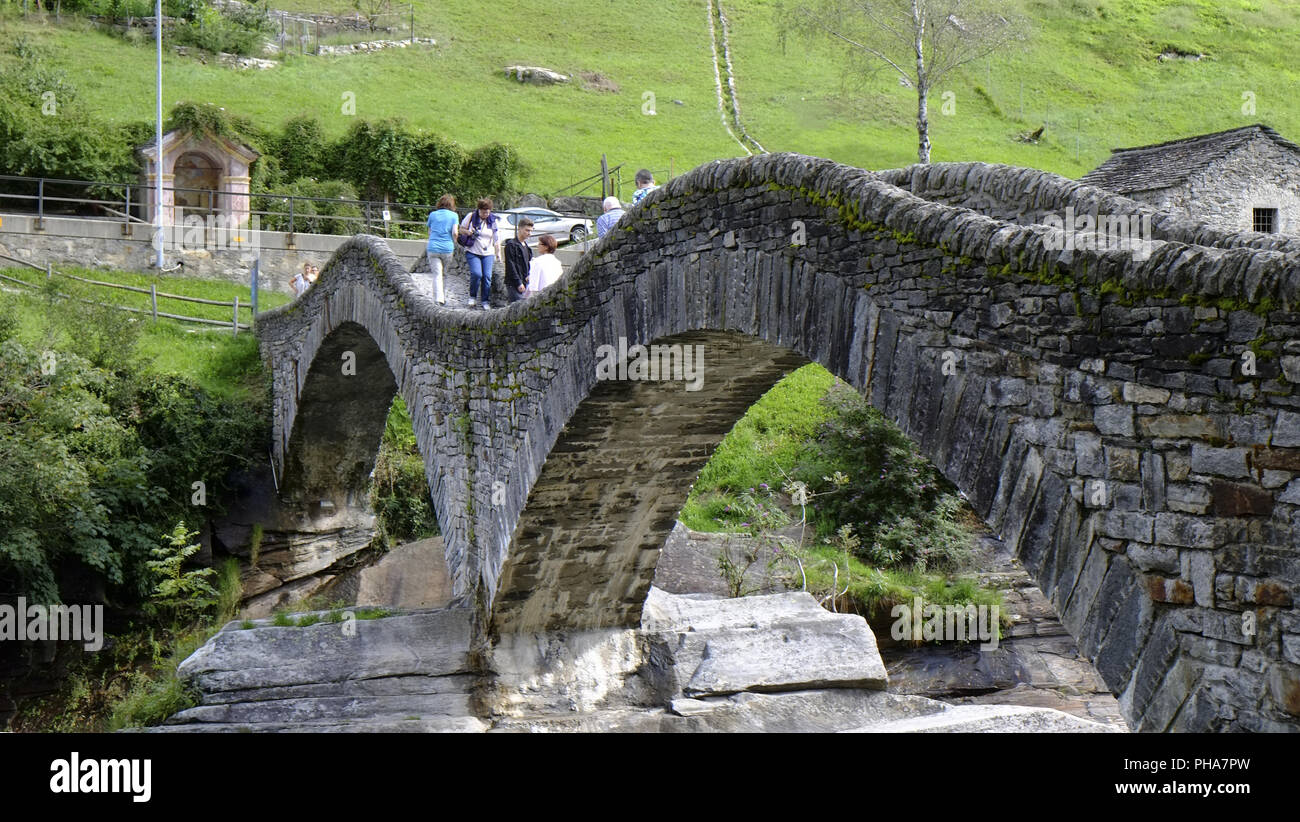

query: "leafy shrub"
xmin=863 ymin=493 xmax=974 ymax=572
xmin=794 ymin=382 xmax=970 ymax=568
xmin=255 ymin=177 xmax=362 ymax=235
xmin=0 ymin=298 xmax=265 ymax=605
xmin=0 ymin=40 xmax=139 ymax=184
xmin=46 ymin=280 xmax=145 ymax=372
xmin=410 ymin=133 xmax=466 ymax=207
xmin=458 ymin=142 xmax=529 ymax=204
xmin=171 ymin=3 xmax=273 ymax=57
xmin=370 ymin=397 xmax=440 ymax=544
xmin=275 ymin=116 xmax=329 ymax=183
xmin=715 ymin=486 xmax=792 ymax=598
xmin=0 ymin=339 xmax=156 ymax=603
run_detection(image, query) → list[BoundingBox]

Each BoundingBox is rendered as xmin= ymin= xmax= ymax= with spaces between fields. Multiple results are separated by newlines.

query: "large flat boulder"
xmin=684 ymin=617 xmax=888 ymax=696
xmin=177 ymin=609 xmax=473 ymax=694
xmin=640 ymin=588 xmax=888 ymax=699
xmin=355 ymin=537 xmax=454 ymax=609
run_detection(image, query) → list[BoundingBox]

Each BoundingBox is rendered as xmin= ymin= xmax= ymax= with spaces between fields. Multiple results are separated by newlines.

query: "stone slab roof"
xmin=1079 ymin=124 xmax=1300 ymax=195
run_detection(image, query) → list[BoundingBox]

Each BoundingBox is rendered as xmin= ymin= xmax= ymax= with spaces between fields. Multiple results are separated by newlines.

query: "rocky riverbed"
xmin=654 ymin=523 xmax=1128 ymax=729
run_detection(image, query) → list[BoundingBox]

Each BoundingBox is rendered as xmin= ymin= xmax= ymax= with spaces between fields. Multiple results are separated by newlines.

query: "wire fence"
xmin=265 ymin=3 xmax=422 ymax=55
xmin=964 ymin=56 xmax=1110 ymax=170
xmin=0 ymin=252 xmax=253 ymax=334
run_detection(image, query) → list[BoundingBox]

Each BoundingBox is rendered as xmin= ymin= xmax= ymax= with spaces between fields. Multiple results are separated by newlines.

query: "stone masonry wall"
xmin=256 ymin=153 xmax=1300 ymax=731
xmin=1170 ymin=137 xmax=1300 ymax=236
xmin=878 ymin=161 xmax=1300 ymax=253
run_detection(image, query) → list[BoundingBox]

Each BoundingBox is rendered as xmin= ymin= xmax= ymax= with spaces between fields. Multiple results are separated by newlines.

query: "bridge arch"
xmin=258 ymin=154 xmax=1300 ymax=731
xmin=261 ymin=241 xmax=466 ymax=596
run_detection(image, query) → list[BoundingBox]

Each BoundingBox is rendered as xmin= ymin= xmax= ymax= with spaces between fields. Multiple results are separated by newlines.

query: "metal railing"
xmin=0 ymin=172 xmax=439 ymax=241
xmin=552 ymin=161 xmax=677 ymax=203
xmin=0 ymin=252 xmax=252 ymax=334
xmin=0 ymin=172 xmax=592 ymax=242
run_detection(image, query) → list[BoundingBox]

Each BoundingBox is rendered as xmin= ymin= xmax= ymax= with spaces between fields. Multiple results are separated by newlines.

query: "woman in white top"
xmin=527 ymin=234 xmax=563 ymax=294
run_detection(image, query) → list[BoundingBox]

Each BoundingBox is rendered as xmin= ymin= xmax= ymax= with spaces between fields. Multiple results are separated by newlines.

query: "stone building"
xmin=1080 ymin=124 xmax=1300 ymax=235
xmin=137 ymin=128 xmax=259 ymax=228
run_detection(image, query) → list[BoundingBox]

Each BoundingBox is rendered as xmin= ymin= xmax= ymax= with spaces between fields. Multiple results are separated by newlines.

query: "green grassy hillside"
xmin=2 ymin=0 xmax=1299 ymax=192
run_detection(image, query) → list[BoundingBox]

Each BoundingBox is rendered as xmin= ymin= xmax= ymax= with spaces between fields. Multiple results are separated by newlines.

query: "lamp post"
xmin=154 ymin=0 xmax=164 ymax=269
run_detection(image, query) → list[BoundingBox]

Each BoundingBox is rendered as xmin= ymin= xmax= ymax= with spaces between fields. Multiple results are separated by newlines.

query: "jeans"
xmin=426 ymin=252 xmax=452 ymax=303
xmin=467 ymin=253 xmax=494 ymax=303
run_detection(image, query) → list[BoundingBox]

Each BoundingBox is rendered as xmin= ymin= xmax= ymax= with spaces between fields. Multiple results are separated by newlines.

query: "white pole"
xmin=155 ymin=0 xmax=164 ymax=269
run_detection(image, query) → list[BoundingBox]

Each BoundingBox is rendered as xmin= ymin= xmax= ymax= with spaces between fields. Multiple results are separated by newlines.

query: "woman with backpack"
xmin=459 ymin=198 xmax=502 ymax=310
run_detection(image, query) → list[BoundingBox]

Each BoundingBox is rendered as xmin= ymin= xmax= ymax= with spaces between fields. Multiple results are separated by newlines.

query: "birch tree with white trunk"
xmin=779 ymin=0 xmax=1025 ymax=163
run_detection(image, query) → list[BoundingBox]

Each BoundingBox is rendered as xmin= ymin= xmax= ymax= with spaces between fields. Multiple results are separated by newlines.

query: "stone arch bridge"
xmin=255 ymin=153 xmax=1300 ymax=732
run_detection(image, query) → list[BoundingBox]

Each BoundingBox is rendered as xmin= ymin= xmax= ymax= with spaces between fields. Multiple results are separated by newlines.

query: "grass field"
xmin=0 ymin=266 xmax=283 ymax=399
xmin=6 ymin=0 xmax=1300 ymax=194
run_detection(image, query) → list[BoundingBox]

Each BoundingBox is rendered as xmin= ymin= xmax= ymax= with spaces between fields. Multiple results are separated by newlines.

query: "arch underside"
xmin=492 ymin=331 xmax=807 ymax=634
xmin=281 ymin=321 xmax=398 ymax=511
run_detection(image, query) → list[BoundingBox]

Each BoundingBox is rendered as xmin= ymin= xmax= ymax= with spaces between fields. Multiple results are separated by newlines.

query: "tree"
xmin=352 ymin=0 xmax=393 ymax=33
xmin=780 ymin=0 xmax=1024 ymax=163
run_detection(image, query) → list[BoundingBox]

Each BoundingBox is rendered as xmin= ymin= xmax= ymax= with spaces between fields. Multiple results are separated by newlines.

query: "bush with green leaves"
xmin=275 ymin=115 xmax=329 ymax=183
xmin=369 ymin=397 xmax=440 ymax=544
xmin=169 ymin=2 xmax=274 ymax=57
xmin=0 ymin=295 xmax=265 ymax=605
xmin=255 ymin=178 xmax=363 ymax=234
xmin=794 ymin=382 xmax=971 ymax=569
xmin=0 ymin=39 xmax=139 ymax=185
xmin=459 ymin=142 xmax=530 ymax=205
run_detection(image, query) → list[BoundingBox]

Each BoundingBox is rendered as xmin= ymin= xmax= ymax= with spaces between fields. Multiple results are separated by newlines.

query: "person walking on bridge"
xmin=527 ymin=234 xmax=563 ymax=295
xmin=596 ymin=196 xmax=625 ymax=239
xmin=503 ymin=217 xmax=534 ymax=303
xmin=631 ymin=169 xmax=658 ymax=206
xmin=290 ymin=261 xmax=310 ymax=297
xmin=424 ymin=194 xmax=459 ymax=305
xmin=460 ymin=198 xmax=502 ymax=310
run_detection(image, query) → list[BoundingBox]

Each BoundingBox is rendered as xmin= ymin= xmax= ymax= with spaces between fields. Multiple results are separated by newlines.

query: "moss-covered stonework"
xmin=256 ymin=153 xmax=1300 ymax=732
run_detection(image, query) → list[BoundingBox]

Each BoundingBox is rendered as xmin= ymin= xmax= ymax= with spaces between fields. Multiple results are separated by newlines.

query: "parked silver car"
xmin=497 ymin=208 xmax=593 ymax=246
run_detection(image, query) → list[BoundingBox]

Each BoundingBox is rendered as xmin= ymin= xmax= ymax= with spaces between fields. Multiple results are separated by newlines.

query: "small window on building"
xmin=1252 ymin=207 xmax=1278 ymax=234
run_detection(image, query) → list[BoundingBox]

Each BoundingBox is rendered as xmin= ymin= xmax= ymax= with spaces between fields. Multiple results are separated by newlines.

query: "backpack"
xmin=459 ymin=212 xmax=496 ymax=249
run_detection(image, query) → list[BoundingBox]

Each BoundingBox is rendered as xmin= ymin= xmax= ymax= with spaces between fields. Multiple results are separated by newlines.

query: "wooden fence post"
xmin=232 ymin=296 xmax=240 ymax=336
xmin=150 ymin=283 xmax=158 ymax=322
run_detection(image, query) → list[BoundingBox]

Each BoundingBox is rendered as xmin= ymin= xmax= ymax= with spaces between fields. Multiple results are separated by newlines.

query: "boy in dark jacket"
xmin=503 ymin=217 xmax=534 ymax=302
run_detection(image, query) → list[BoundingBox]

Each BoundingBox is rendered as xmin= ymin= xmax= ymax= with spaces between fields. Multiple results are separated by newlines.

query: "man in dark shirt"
xmin=503 ymin=217 xmax=534 ymax=302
